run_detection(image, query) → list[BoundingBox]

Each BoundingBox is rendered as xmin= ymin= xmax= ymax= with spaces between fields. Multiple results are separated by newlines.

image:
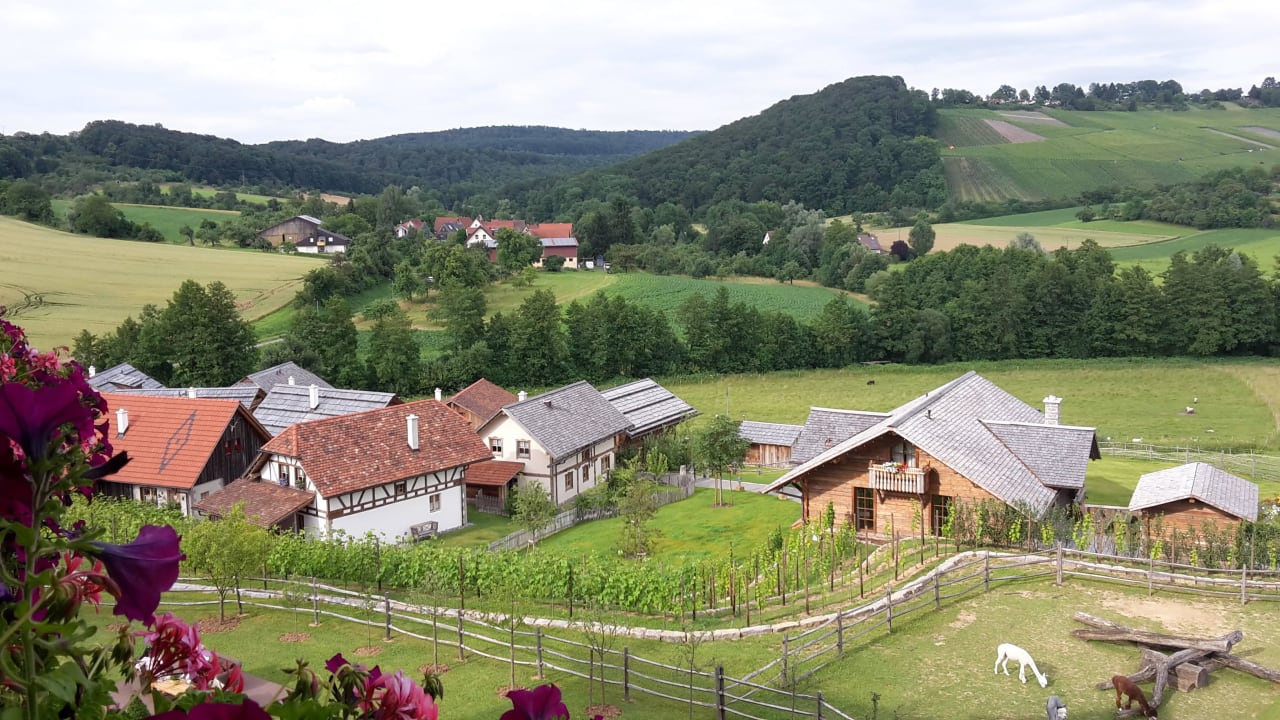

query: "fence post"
xmin=816 ymin=690 xmax=824 ymax=720
xmin=885 ymin=584 xmax=894 ymax=633
xmin=781 ymin=636 xmax=789 ymax=688
xmin=623 ymin=646 xmax=630 ymax=702
xmin=234 ymin=575 xmax=243 ymax=615
xmin=983 ymin=552 xmax=990 ymax=592
xmin=311 ymin=576 xmax=319 ymax=626
xmin=1056 ymin=545 xmax=1064 ymax=585
xmin=383 ymin=595 xmax=392 ymax=641
xmin=933 ymin=570 xmax=941 ymax=610
xmin=715 ymin=665 xmax=726 ymax=720
xmin=1148 ymin=554 xmax=1154 ymax=597
xmin=536 ymin=629 xmax=545 ymax=679
xmin=836 ymin=612 xmax=844 ymax=657
xmin=1241 ymin=565 xmax=1248 ymax=606
xmin=456 ymin=613 xmax=465 ymax=662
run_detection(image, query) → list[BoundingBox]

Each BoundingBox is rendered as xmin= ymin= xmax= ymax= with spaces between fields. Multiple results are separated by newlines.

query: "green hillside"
xmin=50 ymin=199 xmax=241 ymax=244
xmin=940 ymin=106 xmax=1280 ymax=202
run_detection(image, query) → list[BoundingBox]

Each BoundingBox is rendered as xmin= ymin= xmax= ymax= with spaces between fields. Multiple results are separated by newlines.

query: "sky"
xmin=2 ymin=0 xmax=1276 ymax=144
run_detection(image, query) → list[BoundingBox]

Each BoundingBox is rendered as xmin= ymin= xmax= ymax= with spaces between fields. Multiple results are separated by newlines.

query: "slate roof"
xmin=434 ymin=216 xmax=473 ymax=235
xmin=762 ymin=372 xmax=1098 ymax=517
xmin=739 ymin=420 xmax=803 ymax=447
xmin=465 ymin=460 xmax=525 ymax=487
xmin=600 ymin=378 xmax=698 ymax=437
xmin=539 ymin=237 xmax=578 ymax=248
xmin=253 ymin=385 xmax=400 ymax=436
xmin=110 ymin=386 xmax=265 ymax=410
xmin=241 ymin=362 xmax=334 ymax=392
xmin=88 ymin=363 xmax=165 ymax=391
xmin=791 ymin=408 xmax=890 ymax=464
xmin=1129 ymin=462 xmax=1259 ymax=521
xmin=257 ymin=398 xmax=491 ymax=497
xmin=193 ymin=479 xmax=315 ymax=527
xmin=99 ymin=393 xmax=267 ymax=490
xmin=501 ymin=381 xmax=632 ymax=460
xmin=448 ymin=378 xmax=517 ymax=426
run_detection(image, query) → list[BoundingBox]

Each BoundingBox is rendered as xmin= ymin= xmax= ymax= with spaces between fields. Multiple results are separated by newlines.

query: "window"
xmin=490 ymin=437 xmax=503 ymax=455
xmin=581 ymin=464 xmax=591 ymax=485
xmin=598 ymin=454 xmax=611 ymax=476
xmin=429 ymin=493 xmax=441 ymax=512
xmin=276 ymin=461 xmax=290 ymax=486
xmin=395 ymin=481 xmax=407 ymax=495
xmin=564 ymin=470 xmax=575 ymax=492
xmin=931 ymin=495 xmax=952 ymax=537
xmin=855 ymin=488 xmax=875 ymax=532
xmin=295 ymin=466 xmax=307 ymax=490
xmin=140 ymin=486 xmax=160 ymax=505
xmin=891 ymin=441 xmax=917 ymax=468
xmin=517 ymin=440 xmax=531 ymax=459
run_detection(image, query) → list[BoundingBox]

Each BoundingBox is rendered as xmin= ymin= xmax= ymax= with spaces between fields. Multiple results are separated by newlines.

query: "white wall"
xmin=329 ymin=483 xmax=465 ymax=540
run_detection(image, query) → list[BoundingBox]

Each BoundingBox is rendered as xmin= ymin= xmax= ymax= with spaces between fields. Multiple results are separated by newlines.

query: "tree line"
xmin=933 ymin=75 xmax=1280 ymax=111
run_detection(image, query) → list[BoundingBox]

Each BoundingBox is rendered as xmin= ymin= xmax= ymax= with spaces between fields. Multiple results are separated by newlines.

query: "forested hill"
xmin=510 ymin=75 xmax=945 ymax=216
xmin=2 ymin=121 xmax=698 ymax=198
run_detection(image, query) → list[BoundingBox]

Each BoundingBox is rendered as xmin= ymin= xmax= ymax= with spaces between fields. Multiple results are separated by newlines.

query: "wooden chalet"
xmin=761 ymin=372 xmax=1099 ymax=536
xmin=600 ymin=378 xmax=698 ymax=448
xmin=738 ymin=420 xmax=802 ymax=468
xmin=1128 ymin=462 xmax=1259 ymax=534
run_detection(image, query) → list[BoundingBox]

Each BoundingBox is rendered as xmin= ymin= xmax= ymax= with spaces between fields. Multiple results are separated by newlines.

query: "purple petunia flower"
xmin=91 ymin=525 xmax=185 ymax=625
xmin=325 ymin=652 xmax=350 ymax=674
xmin=0 ymin=381 xmax=94 ymax=464
xmin=501 ymin=684 xmax=571 ymax=720
xmin=145 ymin=699 xmax=272 ymax=720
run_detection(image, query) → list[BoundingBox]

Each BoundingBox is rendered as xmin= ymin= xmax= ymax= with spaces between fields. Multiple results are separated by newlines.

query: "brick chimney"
xmin=309 ymin=384 xmax=320 ymax=410
xmin=116 ymin=408 xmax=129 ymax=436
xmin=407 ymin=414 xmax=420 ymax=451
xmin=1043 ymin=395 xmax=1062 ymax=425
xmin=518 ymin=391 xmax=527 ymax=402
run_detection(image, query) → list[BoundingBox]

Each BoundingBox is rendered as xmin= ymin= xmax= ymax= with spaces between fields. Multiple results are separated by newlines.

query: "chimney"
xmin=406 ymin=414 xmax=420 ymax=451
xmin=116 ymin=408 xmax=129 ymax=436
xmin=518 ymin=391 xmax=527 ymax=402
xmin=88 ymin=365 xmax=96 ymax=378
xmin=1043 ymin=395 xmax=1063 ymax=425
xmin=543 ymin=399 xmax=552 ymax=408
xmin=434 ymin=387 xmax=442 ymax=402
xmin=187 ymin=387 xmax=197 ymax=399
xmin=288 ymin=375 xmax=295 ymax=385
xmin=309 ymin=384 xmax=320 ymax=410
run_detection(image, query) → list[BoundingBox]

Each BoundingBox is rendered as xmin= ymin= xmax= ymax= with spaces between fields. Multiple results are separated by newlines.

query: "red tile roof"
xmin=448 ymin=378 xmax=517 ymax=426
xmin=396 ymin=218 xmax=425 ymax=232
xmin=259 ymin=399 xmax=491 ymax=497
xmin=433 ymin=216 xmax=473 ymax=234
xmin=526 ymin=222 xmax=574 ymax=239
xmin=465 ymin=460 xmax=524 ymax=487
xmin=193 ymin=479 xmax=316 ymax=527
xmin=100 ymin=394 xmax=266 ymax=490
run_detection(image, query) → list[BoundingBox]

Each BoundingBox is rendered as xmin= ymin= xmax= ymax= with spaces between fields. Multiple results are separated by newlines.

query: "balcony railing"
xmin=868 ymin=462 xmax=925 ymax=494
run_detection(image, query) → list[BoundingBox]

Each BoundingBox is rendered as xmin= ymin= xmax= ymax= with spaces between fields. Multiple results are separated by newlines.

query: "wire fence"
xmin=1098 ymin=441 xmax=1280 ymax=481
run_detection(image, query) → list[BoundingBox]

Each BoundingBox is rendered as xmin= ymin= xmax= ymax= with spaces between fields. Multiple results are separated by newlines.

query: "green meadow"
xmin=938 ymin=106 xmax=1280 ymax=202
xmin=50 ymin=199 xmax=241 ymax=244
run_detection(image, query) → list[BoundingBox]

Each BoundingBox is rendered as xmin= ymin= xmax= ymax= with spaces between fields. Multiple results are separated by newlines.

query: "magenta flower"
xmin=325 ymin=652 xmax=350 ymax=674
xmin=0 ymin=381 xmax=94 ymax=463
xmin=91 ymin=525 xmax=185 ymax=625
xmin=146 ymin=699 xmax=271 ymax=720
xmin=363 ymin=670 xmax=439 ymax=720
xmin=501 ymin=684 xmax=571 ymax=720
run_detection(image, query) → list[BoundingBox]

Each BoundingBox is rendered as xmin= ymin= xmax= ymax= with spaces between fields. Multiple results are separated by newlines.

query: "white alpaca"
xmin=994 ymin=643 xmax=1048 ymax=687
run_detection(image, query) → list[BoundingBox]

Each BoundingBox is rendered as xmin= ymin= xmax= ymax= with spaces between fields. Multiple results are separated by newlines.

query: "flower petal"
xmin=92 ymin=525 xmax=185 ymax=625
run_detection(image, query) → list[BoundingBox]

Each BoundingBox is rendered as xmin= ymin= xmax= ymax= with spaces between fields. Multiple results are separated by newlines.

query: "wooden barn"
xmin=760 ymin=372 xmax=1099 ymax=536
xmin=738 ymin=420 xmax=802 ymax=468
xmin=1128 ymin=462 xmax=1259 ymax=535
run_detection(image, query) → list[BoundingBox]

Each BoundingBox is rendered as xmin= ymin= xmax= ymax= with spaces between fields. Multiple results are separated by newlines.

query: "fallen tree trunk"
xmin=1094 ymin=647 xmax=1211 ymax=689
xmin=1214 ymin=653 xmax=1280 ymax=684
xmin=1073 ymin=612 xmax=1244 ymax=653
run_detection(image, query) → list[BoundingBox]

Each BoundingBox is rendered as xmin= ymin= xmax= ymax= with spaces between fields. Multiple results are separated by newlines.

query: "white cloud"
xmin=0 ymin=0 xmax=1276 ymax=142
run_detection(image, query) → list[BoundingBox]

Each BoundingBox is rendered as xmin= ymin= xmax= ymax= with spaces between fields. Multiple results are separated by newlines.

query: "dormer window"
xmin=891 ymin=441 xmax=917 ymax=468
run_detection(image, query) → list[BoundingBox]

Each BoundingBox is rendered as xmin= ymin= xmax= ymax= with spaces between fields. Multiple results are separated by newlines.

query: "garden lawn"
xmin=435 ymin=511 xmax=520 ymax=548
xmin=1083 ymin=457 xmax=1182 ymax=506
xmin=537 ymin=487 xmax=800 ymax=565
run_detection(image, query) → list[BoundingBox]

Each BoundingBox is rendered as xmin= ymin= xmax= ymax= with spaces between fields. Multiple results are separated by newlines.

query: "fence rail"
xmin=1098 ymin=441 xmax=1280 ymax=481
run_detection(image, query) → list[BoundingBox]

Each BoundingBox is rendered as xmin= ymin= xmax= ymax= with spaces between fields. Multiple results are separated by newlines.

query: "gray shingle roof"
xmin=540 ymin=237 xmax=578 ymax=248
xmin=110 ymin=386 xmax=264 ymax=410
xmin=763 ymin=372 xmax=1097 ymax=517
xmin=791 ymin=408 xmax=889 ymax=464
xmin=1129 ymin=462 xmax=1259 ymax=521
xmin=600 ymin=378 xmax=698 ymax=437
xmin=87 ymin=363 xmax=165 ymax=391
xmin=253 ymin=384 xmax=399 ymax=436
xmin=241 ymin=362 xmax=334 ymax=392
xmin=739 ymin=420 xmax=803 ymax=446
xmin=503 ymin=381 xmax=632 ymax=460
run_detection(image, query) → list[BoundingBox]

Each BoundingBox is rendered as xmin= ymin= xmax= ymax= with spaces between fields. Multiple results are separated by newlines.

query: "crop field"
xmin=159 ymin=183 xmax=284 ymax=205
xmin=50 ymin=199 xmax=240 ymax=244
xmin=939 ymin=107 xmax=1280 ymax=201
xmin=0 ymin=216 xmax=323 ymax=350
xmin=604 ymin=273 xmax=855 ymax=322
xmin=663 ymin=358 xmax=1280 ymax=451
xmin=929 ymin=217 xmax=1177 ymax=254
xmin=1107 ymin=227 xmax=1280 ymax=275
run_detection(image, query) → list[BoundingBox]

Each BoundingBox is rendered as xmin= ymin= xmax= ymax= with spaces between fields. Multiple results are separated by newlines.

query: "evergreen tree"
xmin=365 ymin=306 xmax=421 ymax=395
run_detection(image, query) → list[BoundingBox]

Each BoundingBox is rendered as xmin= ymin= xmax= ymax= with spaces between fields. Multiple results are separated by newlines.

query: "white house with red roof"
xmin=242 ymin=398 xmax=491 ymax=539
xmin=465 ymin=218 xmax=579 ymax=268
xmin=393 ymin=218 xmax=426 ymax=238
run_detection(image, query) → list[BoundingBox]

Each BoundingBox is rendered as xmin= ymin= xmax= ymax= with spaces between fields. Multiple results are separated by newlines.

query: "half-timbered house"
xmin=96 ymin=393 xmax=272 ymax=515
xmin=245 ymin=398 xmax=491 ymax=539
xmin=760 ymin=372 xmax=1099 ymax=536
xmin=1129 ymin=462 xmax=1259 ymax=535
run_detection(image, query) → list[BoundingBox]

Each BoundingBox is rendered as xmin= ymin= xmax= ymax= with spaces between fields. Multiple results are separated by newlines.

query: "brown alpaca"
xmin=1111 ymin=675 xmax=1157 ymax=718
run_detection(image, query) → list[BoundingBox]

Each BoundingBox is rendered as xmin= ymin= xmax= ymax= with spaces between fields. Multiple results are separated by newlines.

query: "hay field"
xmin=0 ymin=216 xmax=323 ymax=350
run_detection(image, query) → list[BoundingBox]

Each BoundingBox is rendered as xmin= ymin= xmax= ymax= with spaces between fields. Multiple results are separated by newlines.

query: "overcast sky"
xmin=3 ymin=0 xmax=1275 ymax=144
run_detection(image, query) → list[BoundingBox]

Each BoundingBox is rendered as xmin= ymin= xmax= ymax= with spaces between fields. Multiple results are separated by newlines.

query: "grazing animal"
xmin=994 ymin=643 xmax=1048 ymax=687
xmin=1045 ymin=695 xmax=1067 ymax=720
xmin=866 ymin=379 xmax=876 ymax=385
xmin=1111 ymin=675 xmax=1157 ymax=718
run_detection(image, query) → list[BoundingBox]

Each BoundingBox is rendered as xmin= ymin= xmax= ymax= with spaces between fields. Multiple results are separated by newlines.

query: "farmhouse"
xmin=252 ymin=384 xmax=399 ymax=436
xmin=239 ymin=361 xmax=333 ymax=392
xmin=478 ymin=381 xmax=631 ymax=506
xmin=739 ymin=420 xmax=802 ymax=468
xmin=760 ymin=372 xmax=1099 ymax=536
xmin=447 ymin=378 xmax=517 ymax=431
xmin=858 ymin=233 xmax=887 ymax=254
xmin=1128 ymin=462 xmax=1259 ymax=534
xmin=243 ymin=398 xmax=492 ymax=539
xmin=465 ymin=218 xmax=580 ymax=268
xmin=791 ymin=407 xmax=890 ymax=465
xmin=95 ymin=393 xmax=272 ymax=516
xmin=255 ymin=215 xmax=352 ymax=254
xmin=600 ymin=378 xmax=699 ymax=448
xmin=86 ymin=362 xmax=165 ymax=391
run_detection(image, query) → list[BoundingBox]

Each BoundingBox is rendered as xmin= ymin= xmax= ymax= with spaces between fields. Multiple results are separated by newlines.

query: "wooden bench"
xmin=409 ymin=521 xmax=438 ymax=541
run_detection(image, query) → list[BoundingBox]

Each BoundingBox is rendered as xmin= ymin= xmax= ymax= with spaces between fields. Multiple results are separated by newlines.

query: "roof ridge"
xmin=889 ymin=370 xmax=980 ymax=426
xmin=808 ymin=406 xmax=891 ymax=416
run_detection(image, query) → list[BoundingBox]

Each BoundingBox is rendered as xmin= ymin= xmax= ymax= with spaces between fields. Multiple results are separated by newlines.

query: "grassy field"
xmin=50 ymin=199 xmax=241 ymax=244
xmin=939 ymin=106 xmax=1280 ymax=202
xmin=538 ymin=488 xmax=801 ymax=565
xmin=159 ymin=183 xmax=284 ymax=205
xmin=0 ymin=216 xmax=323 ymax=349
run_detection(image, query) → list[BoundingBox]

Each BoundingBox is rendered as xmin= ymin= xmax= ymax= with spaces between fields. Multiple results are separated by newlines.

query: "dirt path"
xmin=1202 ymin=127 xmax=1274 ymax=149
xmin=1243 ymin=126 xmax=1280 ymax=142
xmin=982 ymin=119 xmax=1045 ymax=143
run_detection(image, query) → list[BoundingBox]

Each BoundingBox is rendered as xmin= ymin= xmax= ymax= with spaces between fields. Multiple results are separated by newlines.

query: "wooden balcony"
xmin=867 ymin=463 xmax=925 ymax=494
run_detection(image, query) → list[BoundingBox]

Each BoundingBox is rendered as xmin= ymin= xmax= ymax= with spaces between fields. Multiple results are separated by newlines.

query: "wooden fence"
xmin=1098 ymin=441 xmax=1280 ymax=481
